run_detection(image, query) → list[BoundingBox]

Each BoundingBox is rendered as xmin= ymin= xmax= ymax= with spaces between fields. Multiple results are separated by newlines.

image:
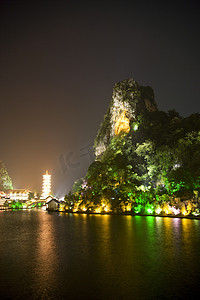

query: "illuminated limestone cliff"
xmin=94 ymin=78 xmax=157 ymax=157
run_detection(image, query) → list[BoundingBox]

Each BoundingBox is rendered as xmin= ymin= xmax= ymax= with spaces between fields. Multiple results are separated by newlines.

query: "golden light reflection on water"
xmin=180 ymin=218 xmax=198 ymax=257
xmin=32 ymin=212 xmax=59 ymax=297
xmin=1 ymin=211 xmax=200 ymax=299
xmin=96 ymin=214 xmax=111 ymax=256
xmin=27 ymin=213 xmax=200 ymax=299
xmin=80 ymin=214 xmax=112 ymax=260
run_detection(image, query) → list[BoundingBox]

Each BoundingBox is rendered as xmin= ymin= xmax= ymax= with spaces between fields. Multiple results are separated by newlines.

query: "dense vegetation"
xmin=65 ymin=80 xmax=200 ymax=217
xmin=0 ymin=161 xmax=13 ymax=191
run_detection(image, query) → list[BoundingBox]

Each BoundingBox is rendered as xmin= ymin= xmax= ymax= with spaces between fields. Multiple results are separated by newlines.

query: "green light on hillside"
xmin=133 ymin=123 xmax=138 ymax=131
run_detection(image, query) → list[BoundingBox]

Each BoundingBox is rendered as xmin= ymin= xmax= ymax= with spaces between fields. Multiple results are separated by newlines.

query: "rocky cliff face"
xmin=94 ymin=78 xmax=157 ymax=157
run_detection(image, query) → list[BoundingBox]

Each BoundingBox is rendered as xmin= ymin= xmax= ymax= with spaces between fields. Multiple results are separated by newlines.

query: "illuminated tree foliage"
xmin=136 ymin=112 xmax=200 ymax=198
xmin=66 ymin=79 xmax=200 ymax=215
xmin=9 ymin=200 xmax=23 ymax=209
xmin=0 ymin=161 xmax=13 ymax=191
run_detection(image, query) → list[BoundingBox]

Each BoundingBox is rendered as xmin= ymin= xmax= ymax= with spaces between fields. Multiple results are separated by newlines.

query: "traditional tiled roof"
xmin=46 ymin=198 xmax=60 ymax=204
xmin=7 ymin=189 xmax=29 ymax=193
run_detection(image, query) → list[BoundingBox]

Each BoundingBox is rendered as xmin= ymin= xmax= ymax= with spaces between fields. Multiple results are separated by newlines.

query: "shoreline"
xmin=62 ymin=210 xmax=200 ymax=220
xmin=1 ymin=208 xmax=200 ymax=220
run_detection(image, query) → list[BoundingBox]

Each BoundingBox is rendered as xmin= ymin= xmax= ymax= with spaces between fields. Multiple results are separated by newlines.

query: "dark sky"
xmin=0 ymin=0 xmax=199 ymax=197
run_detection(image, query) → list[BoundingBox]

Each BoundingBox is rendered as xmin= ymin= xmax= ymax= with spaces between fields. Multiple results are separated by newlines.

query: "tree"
xmin=65 ymin=79 xmax=200 ymax=213
xmin=28 ymin=192 xmax=35 ymax=200
xmin=168 ymin=132 xmax=200 ymax=195
xmin=0 ymin=161 xmax=13 ymax=191
xmin=72 ymin=178 xmax=83 ymax=194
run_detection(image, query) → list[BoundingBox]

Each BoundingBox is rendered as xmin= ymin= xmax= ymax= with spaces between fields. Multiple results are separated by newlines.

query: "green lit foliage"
xmin=72 ymin=178 xmax=84 ymax=194
xmin=10 ymin=201 xmax=23 ymax=209
xmin=71 ymin=110 xmax=200 ymax=213
xmin=135 ymin=141 xmax=175 ymax=189
xmin=144 ymin=202 xmax=154 ymax=215
xmin=132 ymin=122 xmax=139 ymax=131
xmin=168 ymin=132 xmax=200 ymax=195
xmin=133 ymin=204 xmax=143 ymax=214
xmin=135 ymin=113 xmax=200 ymax=197
xmin=66 ymin=79 xmax=200 ymax=214
xmin=86 ymin=134 xmax=140 ymax=209
xmin=132 ymin=190 xmax=154 ymax=214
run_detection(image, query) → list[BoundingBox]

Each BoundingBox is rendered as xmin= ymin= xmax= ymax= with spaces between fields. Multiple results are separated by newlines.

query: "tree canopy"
xmin=65 ymin=79 xmax=200 ymax=216
xmin=0 ymin=161 xmax=13 ymax=191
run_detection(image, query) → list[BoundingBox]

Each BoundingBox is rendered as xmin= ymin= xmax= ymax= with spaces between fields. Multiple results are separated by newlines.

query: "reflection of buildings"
xmin=41 ymin=171 xmax=51 ymax=199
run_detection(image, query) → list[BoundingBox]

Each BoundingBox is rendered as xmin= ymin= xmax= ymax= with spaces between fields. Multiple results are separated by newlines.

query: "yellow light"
xmin=162 ymin=203 xmax=172 ymax=215
xmin=59 ymin=203 xmax=66 ymax=212
xmin=126 ymin=204 xmax=132 ymax=211
xmin=155 ymin=206 xmax=162 ymax=214
xmin=115 ymin=110 xmax=130 ymax=135
xmin=182 ymin=209 xmax=188 ymax=216
xmin=104 ymin=205 xmax=111 ymax=212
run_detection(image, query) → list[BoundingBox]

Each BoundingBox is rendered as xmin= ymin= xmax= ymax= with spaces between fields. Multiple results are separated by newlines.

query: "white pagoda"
xmin=41 ymin=170 xmax=51 ymax=199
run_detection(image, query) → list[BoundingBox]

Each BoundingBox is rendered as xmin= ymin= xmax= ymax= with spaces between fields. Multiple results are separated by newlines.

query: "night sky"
xmin=0 ymin=0 xmax=199 ymax=197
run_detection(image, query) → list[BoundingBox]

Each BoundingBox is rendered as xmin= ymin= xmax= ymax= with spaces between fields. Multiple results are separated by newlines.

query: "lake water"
xmin=0 ymin=210 xmax=200 ymax=299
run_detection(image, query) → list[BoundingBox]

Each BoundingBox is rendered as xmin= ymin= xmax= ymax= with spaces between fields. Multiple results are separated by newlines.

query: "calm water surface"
xmin=0 ymin=210 xmax=200 ymax=299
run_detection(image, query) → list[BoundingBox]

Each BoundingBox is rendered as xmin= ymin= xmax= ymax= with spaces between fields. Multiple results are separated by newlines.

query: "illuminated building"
xmin=41 ymin=170 xmax=51 ymax=199
xmin=9 ymin=189 xmax=30 ymax=201
xmin=0 ymin=189 xmax=30 ymax=201
xmin=46 ymin=198 xmax=60 ymax=211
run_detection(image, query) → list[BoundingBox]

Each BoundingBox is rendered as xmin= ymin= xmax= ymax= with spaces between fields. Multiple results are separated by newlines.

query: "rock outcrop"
xmin=94 ymin=78 xmax=157 ymax=157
